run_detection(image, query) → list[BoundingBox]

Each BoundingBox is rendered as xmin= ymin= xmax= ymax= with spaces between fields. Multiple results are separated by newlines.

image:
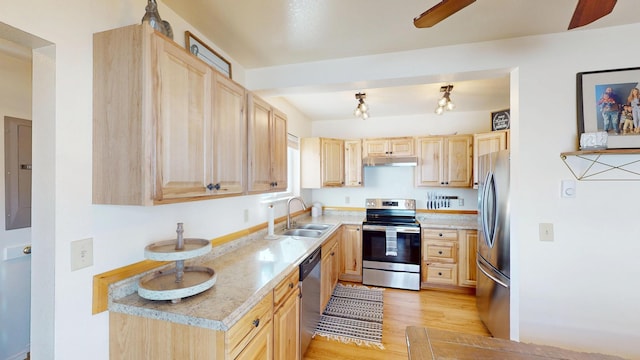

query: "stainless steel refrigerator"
xmin=477 ymin=150 xmax=510 ymax=339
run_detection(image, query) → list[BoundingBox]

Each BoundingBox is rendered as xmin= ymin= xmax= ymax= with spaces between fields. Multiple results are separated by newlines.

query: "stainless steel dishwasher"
xmin=299 ymin=247 xmax=321 ymax=356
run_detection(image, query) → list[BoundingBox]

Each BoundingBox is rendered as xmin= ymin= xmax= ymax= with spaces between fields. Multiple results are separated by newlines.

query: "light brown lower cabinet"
xmin=235 ymin=320 xmax=273 ymax=360
xmin=458 ymin=229 xmax=478 ymax=288
xmin=320 ymin=232 xmax=340 ymax=313
xmin=421 ymin=228 xmax=477 ymax=293
xmin=109 ymin=292 xmax=274 ymax=360
xmin=273 ymin=268 xmax=300 ymax=360
xmin=109 ymin=312 xmax=226 ymax=359
xmin=339 ymin=224 xmax=362 ymax=282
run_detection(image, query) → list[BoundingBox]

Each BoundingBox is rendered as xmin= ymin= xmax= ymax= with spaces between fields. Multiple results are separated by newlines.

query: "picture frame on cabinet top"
xmin=185 ymin=31 xmax=232 ymax=79
xmin=577 ymin=67 xmax=640 ymax=149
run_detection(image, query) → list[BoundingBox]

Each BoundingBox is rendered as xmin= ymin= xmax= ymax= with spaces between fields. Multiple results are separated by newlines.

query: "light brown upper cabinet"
xmin=472 ymin=130 xmax=509 ymax=188
xmin=247 ymin=93 xmax=288 ymax=193
xmin=415 ymin=135 xmax=473 ymax=188
xmin=212 ymin=74 xmax=247 ymax=196
xmin=93 ymin=24 xmax=251 ymax=205
xmin=344 ymin=140 xmax=363 ymax=187
xmin=362 ymin=137 xmax=414 ymax=158
xmin=300 ymin=137 xmax=344 ymax=188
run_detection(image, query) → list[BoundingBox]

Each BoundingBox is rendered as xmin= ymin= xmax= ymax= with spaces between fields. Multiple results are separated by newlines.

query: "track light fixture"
xmin=435 ymin=84 xmax=455 ymax=115
xmin=353 ymin=92 xmax=370 ymax=120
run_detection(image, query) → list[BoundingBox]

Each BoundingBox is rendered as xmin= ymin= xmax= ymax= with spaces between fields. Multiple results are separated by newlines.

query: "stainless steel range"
xmin=362 ymin=198 xmax=421 ymax=291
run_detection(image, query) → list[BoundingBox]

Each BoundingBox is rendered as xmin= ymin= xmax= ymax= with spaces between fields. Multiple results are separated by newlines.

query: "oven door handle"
xmin=362 ymin=224 xmax=387 ymax=232
xmin=362 ymin=225 xmax=420 ymax=233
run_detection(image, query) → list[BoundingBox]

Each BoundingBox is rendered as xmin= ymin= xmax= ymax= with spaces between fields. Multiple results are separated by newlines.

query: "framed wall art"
xmin=491 ymin=109 xmax=510 ymax=131
xmin=577 ymin=67 xmax=640 ymax=149
xmin=185 ymin=31 xmax=232 ymax=79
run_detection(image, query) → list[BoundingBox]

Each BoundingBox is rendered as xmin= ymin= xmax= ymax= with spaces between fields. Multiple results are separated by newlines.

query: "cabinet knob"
xmin=438 ymin=250 xmax=443 ymax=255
xmin=289 ymin=282 xmax=294 ymax=289
xmin=438 ymin=272 xmax=443 ymax=276
xmin=331 ymin=251 xmax=335 ymax=256
xmin=252 ymin=318 xmax=260 ymax=327
xmin=438 ymin=233 xmax=443 ymax=237
xmin=206 ymin=183 xmax=221 ymax=191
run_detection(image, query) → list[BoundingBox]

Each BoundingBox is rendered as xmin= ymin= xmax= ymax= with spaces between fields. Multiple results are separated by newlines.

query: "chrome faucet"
xmin=287 ymin=196 xmax=307 ymax=229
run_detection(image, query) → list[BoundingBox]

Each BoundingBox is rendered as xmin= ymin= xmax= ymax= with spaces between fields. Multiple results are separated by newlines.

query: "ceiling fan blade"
xmin=568 ymin=0 xmax=617 ymax=30
xmin=413 ymin=0 xmax=476 ymax=28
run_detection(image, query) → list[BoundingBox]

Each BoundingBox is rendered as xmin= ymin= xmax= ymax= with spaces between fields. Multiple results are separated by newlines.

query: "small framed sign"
xmin=491 ymin=109 xmax=510 ymax=131
xmin=185 ymin=31 xmax=232 ymax=79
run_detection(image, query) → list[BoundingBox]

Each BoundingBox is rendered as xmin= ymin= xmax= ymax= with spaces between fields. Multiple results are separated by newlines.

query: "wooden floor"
xmin=303 ymin=284 xmax=490 ymax=360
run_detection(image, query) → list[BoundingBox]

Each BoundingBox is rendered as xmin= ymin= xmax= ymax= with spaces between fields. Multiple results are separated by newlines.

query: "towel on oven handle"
xmin=385 ymin=228 xmax=398 ymax=256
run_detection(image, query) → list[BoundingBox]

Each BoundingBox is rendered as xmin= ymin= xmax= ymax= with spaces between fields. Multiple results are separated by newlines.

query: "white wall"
xmin=1 ymin=1 xmax=313 ymax=359
xmin=249 ymin=26 xmax=640 ymax=358
xmin=306 ymin=110 xmax=492 ymax=209
xmin=0 ymin=48 xmax=32 ymax=360
xmin=2 ymin=0 xmax=640 ymax=359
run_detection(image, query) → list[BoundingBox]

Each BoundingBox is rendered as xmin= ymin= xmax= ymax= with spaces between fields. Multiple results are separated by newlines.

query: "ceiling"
xmin=6 ymin=1 xmax=639 ymax=121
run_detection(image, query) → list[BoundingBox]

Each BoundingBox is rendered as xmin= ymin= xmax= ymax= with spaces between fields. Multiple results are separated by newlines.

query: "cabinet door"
xmin=321 ymin=138 xmax=344 ymax=187
xmin=330 ymin=241 xmax=340 ymax=290
xmin=247 ymin=95 xmax=274 ymax=193
xmin=388 ymin=137 xmax=414 ymax=156
xmin=340 ymin=225 xmax=362 ymax=282
xmin=444 ymin=135 xmax=473 ymax=187
xmin=320 ymin=232 xmax=339 ymax=312
xmin=274 ymin=292 xmax=300 ymax=360
xmin=415 ymin=137 xmax=444 ymax=186
xmin=154 ymin=35 xmax=214 ymax=200
xmin=473 ymin=130 xmax=508 ymax=188
xmin=320 ymin=252 xmax=332 ymax=313
xmin=362 ymin=139 xmax=389 ymax=157
xmin=344 ymin=140 xmax=363 ymax=187
xmin=458 ymin=230 xmax=478 ymax=288
xmin=271 ymin=109 xmax=288 ymax=192
xmin=213 ymin=74 xmax=246 ymax=195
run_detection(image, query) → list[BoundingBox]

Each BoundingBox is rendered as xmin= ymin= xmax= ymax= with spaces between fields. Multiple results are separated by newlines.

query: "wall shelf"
xmin=560 ymin=149 xmax=640 ymax=181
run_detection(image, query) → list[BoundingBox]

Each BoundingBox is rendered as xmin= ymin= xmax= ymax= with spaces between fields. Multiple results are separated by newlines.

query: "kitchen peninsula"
xmin=105 ymin=210 xmax=478 ymax=359
xmin=107 ymin=213 xmax=361 ymax=359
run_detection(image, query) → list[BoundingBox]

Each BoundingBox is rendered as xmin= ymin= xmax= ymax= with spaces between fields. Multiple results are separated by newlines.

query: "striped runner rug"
xmin=313 ymin=283 xmax=385 ymax=348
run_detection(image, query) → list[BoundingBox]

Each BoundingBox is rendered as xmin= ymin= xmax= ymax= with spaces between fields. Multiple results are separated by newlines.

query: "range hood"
xmin=363 ymin=156 xmax=418 ymax=167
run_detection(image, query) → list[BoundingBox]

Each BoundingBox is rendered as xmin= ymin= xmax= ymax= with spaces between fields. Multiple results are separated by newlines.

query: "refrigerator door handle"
xmin=477 ymin=258 xmax=509 ymax=289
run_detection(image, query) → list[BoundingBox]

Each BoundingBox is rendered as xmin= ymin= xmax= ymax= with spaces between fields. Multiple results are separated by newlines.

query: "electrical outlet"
xmin=71 ymin=238 xmax=93 ymax=271
xmin=458 ymin=198 xmax=464 ymax=206
xmin=539 ymin=223 xmax=554 ymax=241
xmin=345 ymin=196 xmax=350 ymax=204
xmin=244 ymin=209 xmax=249 ymax=222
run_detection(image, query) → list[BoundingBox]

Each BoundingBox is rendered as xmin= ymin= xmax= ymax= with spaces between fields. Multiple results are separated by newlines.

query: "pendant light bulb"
xmin=438 ymin=96 xmax=448 ymax=107
xmin=446 ymin=101 xmax=455 ymax=111
xmin=435 ymin=106 xmax=444 ymax=115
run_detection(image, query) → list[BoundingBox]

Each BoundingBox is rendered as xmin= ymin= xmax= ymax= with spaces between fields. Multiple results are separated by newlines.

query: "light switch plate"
xmin=539 ymin=223 xmax=554 ymax=241
xmin=71 ymin=238 xmax=93 ymax=271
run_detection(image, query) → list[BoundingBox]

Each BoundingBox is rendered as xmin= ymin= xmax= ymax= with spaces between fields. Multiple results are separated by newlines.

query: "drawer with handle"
xmin=424 ymin=240 xmax=457 ymax=263
xmin=273 ymin=267 xmax=299 ymax=311
xmin=226 ymin=292 xmax=274 ymax=359
xmin=425 ymin=263 xmax=458 ymax=285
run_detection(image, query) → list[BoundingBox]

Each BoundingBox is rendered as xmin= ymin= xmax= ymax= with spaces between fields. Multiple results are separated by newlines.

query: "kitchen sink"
xmin=294 ymin=224 xmax=332 ymax=231
xmin=281 ymin=229 xmax=324 ymax=238
xmin=280 ymin=223 xmax=333 ymax=238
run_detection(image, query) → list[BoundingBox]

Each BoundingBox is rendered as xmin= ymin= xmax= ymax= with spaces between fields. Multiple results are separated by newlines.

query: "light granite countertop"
xmin=109 ymin=214 xmax=363 ymax=332
xmin=108 ymin=212 xmax=475 ymax=332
